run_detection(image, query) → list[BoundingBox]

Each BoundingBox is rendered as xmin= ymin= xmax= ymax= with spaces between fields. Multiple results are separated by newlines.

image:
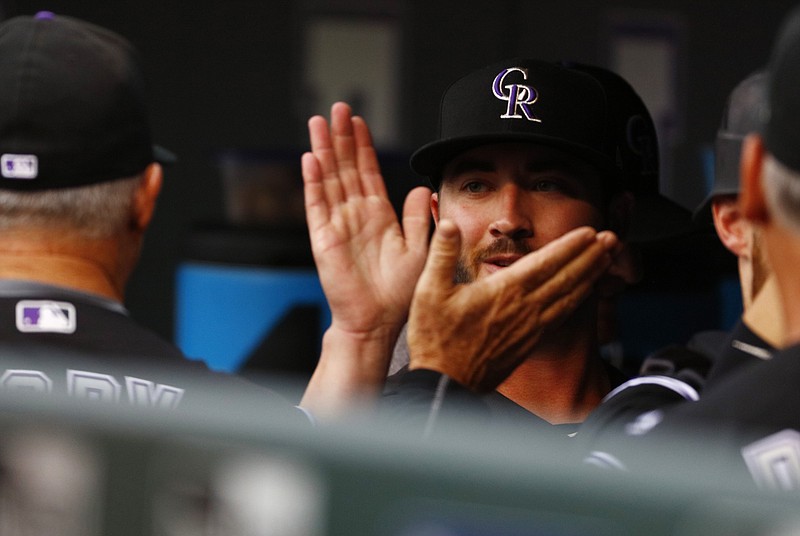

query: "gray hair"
xmin=0 ymin=176 xmax=142 ymax=239
xmin=763 ymin=154 xmax=800 ymax=235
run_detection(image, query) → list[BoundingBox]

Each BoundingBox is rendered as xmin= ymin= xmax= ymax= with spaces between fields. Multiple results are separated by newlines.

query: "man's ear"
xmin=132 ymin=163 xmax=163 ymax=232
xmin=431 ymin=191 xmax=440 ymax=227
xmin=594 ymin=191 xmax=641 ymax=297
xmin=711 ymin=197 xmax=748 ymax=257
xmin=740 ymin=134 xmax=769 ymax=224
xmin=596 ymin=242 xmax=642 ymax=297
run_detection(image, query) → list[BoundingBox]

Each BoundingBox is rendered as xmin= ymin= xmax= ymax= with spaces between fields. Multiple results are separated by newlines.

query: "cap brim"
xmin=692 ymin=186 xmax=740 ymax=222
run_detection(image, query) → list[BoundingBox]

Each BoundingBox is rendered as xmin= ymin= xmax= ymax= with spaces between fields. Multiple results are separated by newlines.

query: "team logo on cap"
xmin=16 ymin=300 xmax=77 ymax=333
xmin=1 ymin=154 xmax=38 ymax=180
xmin=492 ymin=67 xmax=541 ymax=123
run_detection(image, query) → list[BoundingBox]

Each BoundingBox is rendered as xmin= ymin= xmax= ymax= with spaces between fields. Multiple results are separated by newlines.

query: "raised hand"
xmin=300 ymin=102 xmax=431 ymax=416
xmin=303 ymin=102 xmax=430 ymax=338
xmin=408 ymin=220 xmax=621 ymax=393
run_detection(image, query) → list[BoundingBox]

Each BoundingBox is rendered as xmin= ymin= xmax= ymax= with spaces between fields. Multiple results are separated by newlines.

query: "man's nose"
xmin=488 ymin=184 xmax=533 ymax=240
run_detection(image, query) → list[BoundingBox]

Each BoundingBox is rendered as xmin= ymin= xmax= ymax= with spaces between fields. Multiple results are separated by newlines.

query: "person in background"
xmin=580 ymin=6 xmax=800 ymax=490
xmin=0 ymin=12 xmax=294 ymax=416
xmin=689 ymin=70 xmax=781 ymax=381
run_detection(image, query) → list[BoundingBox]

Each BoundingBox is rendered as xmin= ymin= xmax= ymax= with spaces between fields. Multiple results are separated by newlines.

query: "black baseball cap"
xmin=563 ymin=62 xmax=691 ymax=242
xmin=0 ymin=12 xmax=174 ymax=191
xmin=410 ymin=59 xmax=621 ymax=186
xmin=694 ymin=71 xmax=768 ymax=219
xmin=411 ymin=58 xmax=691 ymax=242
xmin=764 ymin=5 xmax=800 ymax=174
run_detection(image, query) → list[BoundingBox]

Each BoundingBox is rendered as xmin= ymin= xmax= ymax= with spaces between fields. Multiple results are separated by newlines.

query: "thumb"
xmin=417 ymin=219 xmax=461 ymax=294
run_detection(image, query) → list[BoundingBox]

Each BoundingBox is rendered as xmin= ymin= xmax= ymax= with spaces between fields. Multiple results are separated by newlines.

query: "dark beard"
xmin=454 ymin=259 xmax=473 ymax=284
xmin=453 ymin=237 xmax=532 ymax=284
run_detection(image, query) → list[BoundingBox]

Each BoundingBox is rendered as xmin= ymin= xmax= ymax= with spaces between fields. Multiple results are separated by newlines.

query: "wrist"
xmin=299 ymin=323 xmax=401 ymax=420
xmin=320 ymin=323 xmax=400 ymax=382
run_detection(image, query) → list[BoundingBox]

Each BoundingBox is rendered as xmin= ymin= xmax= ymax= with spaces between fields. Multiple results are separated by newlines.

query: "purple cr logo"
xmin=492 ymin=67 xmax=541 ymax=123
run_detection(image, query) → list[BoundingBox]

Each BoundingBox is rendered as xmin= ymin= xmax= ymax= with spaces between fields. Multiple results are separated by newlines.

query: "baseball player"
xmin=300 ymin=58 xmax=689 ymax=433
xmin=692 ymin=70 xmax=781 ymax=384
xmin=579 ymin=5 xmax=800 ymax=490
xmin=579 ymin=70 xmax=781 ymax=449
xmin=0 ymin=13 xmax=295 ymax=414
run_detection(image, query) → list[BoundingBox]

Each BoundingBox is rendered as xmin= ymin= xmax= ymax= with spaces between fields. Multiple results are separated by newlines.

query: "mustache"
xmin=455 ymin=237 xmax=534 ymax=284
xmin=472 ymin=237 xmax=533 ymax=264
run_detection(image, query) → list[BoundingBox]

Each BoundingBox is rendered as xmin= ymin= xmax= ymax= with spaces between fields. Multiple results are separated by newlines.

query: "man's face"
xmin=432 ymin=143 xmax=608 ymax=283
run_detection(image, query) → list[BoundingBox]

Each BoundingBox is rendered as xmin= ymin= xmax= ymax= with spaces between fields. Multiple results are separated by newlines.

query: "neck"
xmin=495 ymin=307 xmax=610 ymax=424
xmin=0 ymin=231 xmax=129 ymax=302
xmin=764 ymin=224 xmax=800 ymax=346
xmin=743 ymin=274 xmax=784 ymax=348
xmin=738 ymin=256 xmax=754 ymax=311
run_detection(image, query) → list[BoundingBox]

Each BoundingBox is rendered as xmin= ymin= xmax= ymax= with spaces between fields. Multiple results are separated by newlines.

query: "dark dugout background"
xmin=0 ymin=0 xmax=794 ymax=366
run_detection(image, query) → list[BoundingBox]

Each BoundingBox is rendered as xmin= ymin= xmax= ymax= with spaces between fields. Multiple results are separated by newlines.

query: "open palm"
xmin=302 ymin=102 xmax=431 ymax=339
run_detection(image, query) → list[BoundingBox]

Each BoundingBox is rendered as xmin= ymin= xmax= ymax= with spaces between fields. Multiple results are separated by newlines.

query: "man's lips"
xmin=483 ymin=254 xmax=524 ymax=268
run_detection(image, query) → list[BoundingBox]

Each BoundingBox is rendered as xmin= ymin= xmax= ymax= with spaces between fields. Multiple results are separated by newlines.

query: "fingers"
xmin=352 ymin=115 xmax=387 ymax=199
xmin=307 ymin=113 xmax=345 ymax=207
xmin=596 ymin=230 xmax=623 ymax=256
xmin=307 ymin=102 xmax=393 ymax=208
xmin=301 ymin=152 xmax=330 ymax=230
xmin=402 ymin=186 xmax=433 ymax=255
xmin=526 ymin=232 xmax=620 ymax=327
xmin=535 ymin=233 xmax=617 ymax=301
xmin=330 ymin=102 xmax=364 ymax=198
xmin=537 ymin=275 xmax=598 ymax=330
xmin=482 ymin=228 xmax=618 ymax=328
xmin=497 ymin=227 xmax=598 ymax=291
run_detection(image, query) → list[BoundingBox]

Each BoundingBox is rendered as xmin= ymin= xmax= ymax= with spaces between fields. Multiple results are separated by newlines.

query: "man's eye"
xmin=463 ymin=181 xmax=486 ymax=193
xmin=531 ymin=179 xmax=576 ymax=194
xmin=533 ymin=180 xmax=560 ymax=192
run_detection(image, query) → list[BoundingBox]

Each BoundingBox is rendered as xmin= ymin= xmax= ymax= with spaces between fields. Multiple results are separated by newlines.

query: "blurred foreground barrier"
xmin=0 ymin=367 xmax=798 ymax=536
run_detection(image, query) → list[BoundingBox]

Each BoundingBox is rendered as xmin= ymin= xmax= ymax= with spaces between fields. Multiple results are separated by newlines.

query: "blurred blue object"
xmin=176 ymin=262 xmax=330 ymax=373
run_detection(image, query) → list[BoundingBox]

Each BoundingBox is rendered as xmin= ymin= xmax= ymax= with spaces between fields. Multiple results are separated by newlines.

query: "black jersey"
xmin=579 ymin=320 xmax=772 ymax=444
xmin=578 ymin=322 xmax=787 ymax=490
xmin=0 ymin=280 xmax=301 ymax=418
xmin=705 ymin=320 xmax=772 ymax=385
xmin=382 ymin=359 xmax=628 ymax=440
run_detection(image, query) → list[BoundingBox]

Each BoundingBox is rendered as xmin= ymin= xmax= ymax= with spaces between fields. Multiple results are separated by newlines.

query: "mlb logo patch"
xmin=1 ymin=154 xmax=39 ymax=179
xmin=16 ymin=300 xmax=77 ymax=333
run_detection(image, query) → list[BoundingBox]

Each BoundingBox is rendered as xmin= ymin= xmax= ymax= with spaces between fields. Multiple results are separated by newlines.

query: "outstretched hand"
xmin=300 ymin=102 xmax=431 ymax=417
xmin=302 ymin=102 xmax=431 ymax=340
xmin=408 ymin=220 xmax=621 ymax=393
